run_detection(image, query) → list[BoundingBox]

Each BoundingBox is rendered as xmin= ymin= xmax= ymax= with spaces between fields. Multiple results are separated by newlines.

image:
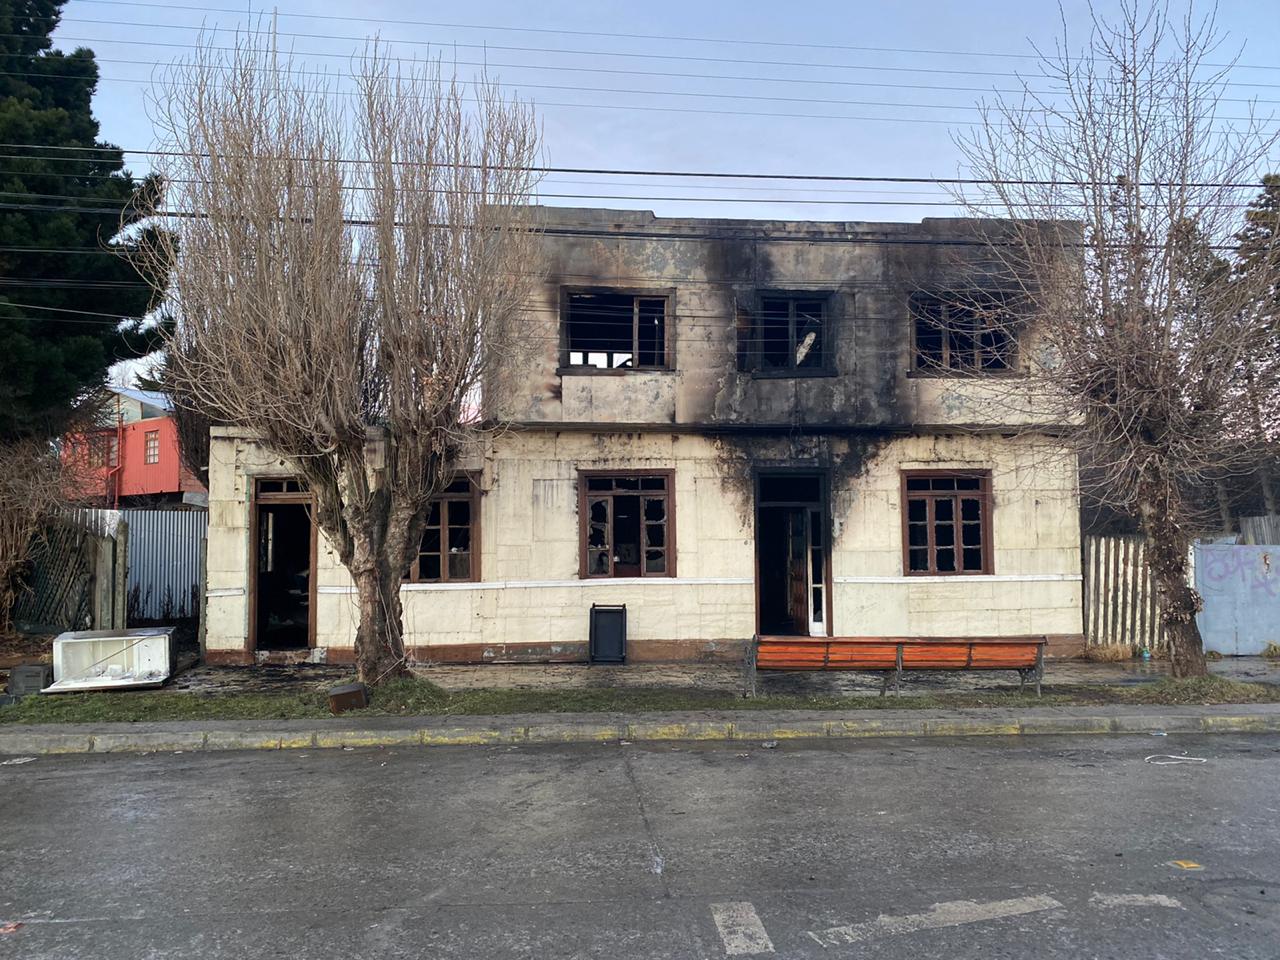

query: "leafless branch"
xmin=129 ymin=27 xmax=543 ymax=682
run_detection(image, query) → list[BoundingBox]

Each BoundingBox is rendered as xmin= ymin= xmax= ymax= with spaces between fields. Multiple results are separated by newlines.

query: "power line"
xmin=51 ymin=47 xmax=1280 ymax=109
xmin=0 ymin=188 xmax=1259 ymax=220
xmin=0 ymin=298 xmax=1006 ymax=347
xmin=0 ymin=166 xmax=965 ymax=200
xmin=0 ymin=59 xmax=1162 ymax=120
xmin=20 ymin=182 xmax=1252 ymax=210
xmin=0 ymin=65 xmax=1011 ymax=127
xmin=11 ymin=61 xmax=1275 ymax=127
xmin=0 ymin=26 xmax=1135 ymax=85
xmin=0 ymin=142 xmax=1272 ymax=190
xmin=12 ymin=56 xmax=1238 ymax=132
xmin=49 ymin=5 xmax=1280 ymax=78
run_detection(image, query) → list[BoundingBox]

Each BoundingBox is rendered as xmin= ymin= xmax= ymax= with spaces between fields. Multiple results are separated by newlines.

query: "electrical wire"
xmin=36 ymin=21 xmax=1280 ymax=90
xmin=0 ymin=142 xmax=1271 ymax=190
xmin=57 ymin=0 xmax=1280 ymax=74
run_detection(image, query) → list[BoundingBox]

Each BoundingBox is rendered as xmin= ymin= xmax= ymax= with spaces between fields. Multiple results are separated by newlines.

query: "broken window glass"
xmin=581 ymin=474 xmax=673 ymax=578
xmin=902 ymin=472 xmax=991 ymax=575
xmin=564 ymin=291 xmax=668 ymax=370
xmin=740 ymin=295 xmax=828 ymax=373
xmin=910 ymin=293 xmax=1017 ymax=374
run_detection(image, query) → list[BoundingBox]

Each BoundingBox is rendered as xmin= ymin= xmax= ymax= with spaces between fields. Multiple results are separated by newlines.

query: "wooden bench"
xmin=745 ymin=636 xmax=1046 ymax=697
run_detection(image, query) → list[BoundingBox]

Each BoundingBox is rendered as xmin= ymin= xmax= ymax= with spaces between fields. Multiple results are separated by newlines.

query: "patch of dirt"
xmin=168 ymin=662 xmax=351 ymax=695
xmin=0 ymin=631 xmax=52 ymax=667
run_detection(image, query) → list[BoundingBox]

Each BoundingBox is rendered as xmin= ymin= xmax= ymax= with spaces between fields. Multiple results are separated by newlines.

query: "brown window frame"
xmin=405 ymin=476 xmax=481 ymax=584
xmin=143 ymin=430 xmax=160 ymax=464
xmin=909 ymin=292 xmax=1019 ymax=376
xmin=254 ymin=478 xmax=308 ymax=499
xmin=901 ymin=470 xmax=993 ymax=576
xmin=560 ymin=287 xmax=674 ymax=373
xmin=739 ymin=291 xmax=834 ymax=376
xmin=578 ymin=469 xmax=676 ymax=579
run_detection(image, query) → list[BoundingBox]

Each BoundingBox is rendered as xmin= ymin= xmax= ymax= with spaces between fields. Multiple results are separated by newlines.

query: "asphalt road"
xmin=3 ymin=734 xmax=1279 ymax=959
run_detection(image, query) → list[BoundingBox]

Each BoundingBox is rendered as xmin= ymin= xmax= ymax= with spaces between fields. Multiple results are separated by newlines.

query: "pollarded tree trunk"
xmin=1138 ymin=491 xmax=1208 ymax=678
xmin=332 ymin=446 xmax=415 ymax=686
xmin=350 ymin=556 xmax=411 ymax=684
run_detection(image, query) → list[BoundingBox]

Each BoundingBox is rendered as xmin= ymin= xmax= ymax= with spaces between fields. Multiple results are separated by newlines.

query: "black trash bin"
xmin=589 ymin=604 xmax=627 ymax=664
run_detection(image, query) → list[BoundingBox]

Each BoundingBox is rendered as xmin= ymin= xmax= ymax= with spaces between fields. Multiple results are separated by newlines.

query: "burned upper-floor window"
xmin=562 ymin=290 xmax=668 ymax=370
xmin=738 ymin=293 xmax=829 ymax=374
xmin=910 ymin=293 xmax=1017 ymax=374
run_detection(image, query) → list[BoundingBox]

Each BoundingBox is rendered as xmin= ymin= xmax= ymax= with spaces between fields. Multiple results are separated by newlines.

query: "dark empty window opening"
xmin=911 ymin=293 xmax=1016 ymax=374
xmin=255 ymin=478 xmax=308 ymax=497
xmin=580 ymin=472 xmax=673 ymax=578
xmin=407 ymin=476 xmax=478 ymax=583
xmin=758 ymin=474 xmax=823 ymax=503
xmin=564 ymin=291 xmax=667 ymax=370
xmin=740 ymin=295 xmax=827 ymax=373
xmin=902 ymin=472 xmax=992 ymax=575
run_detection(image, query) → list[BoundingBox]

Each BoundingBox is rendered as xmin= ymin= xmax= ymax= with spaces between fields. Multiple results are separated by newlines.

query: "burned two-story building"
xmin=202 ymin=207 xmax=1084 ymax=666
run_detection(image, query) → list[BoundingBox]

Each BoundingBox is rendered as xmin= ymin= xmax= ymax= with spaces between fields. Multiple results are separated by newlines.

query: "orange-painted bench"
xmin=745 ymin=636 xmax=1046 ymax=697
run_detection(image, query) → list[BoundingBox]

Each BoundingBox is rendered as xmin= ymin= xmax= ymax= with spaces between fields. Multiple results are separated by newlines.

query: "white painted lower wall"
xmin=203 ymin=428 xmax=1083 ymax=663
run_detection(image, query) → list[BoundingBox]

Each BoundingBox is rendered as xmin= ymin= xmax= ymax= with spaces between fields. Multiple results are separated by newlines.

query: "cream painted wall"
xmin=204 ymin=426 xmax=1081 ymax=658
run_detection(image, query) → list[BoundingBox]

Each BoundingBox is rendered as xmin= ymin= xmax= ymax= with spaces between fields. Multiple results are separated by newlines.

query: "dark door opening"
xmin=755 ymin=474 xmax=829 ymax=637
xmin=254 ymin=499 xmax=313 ymax=650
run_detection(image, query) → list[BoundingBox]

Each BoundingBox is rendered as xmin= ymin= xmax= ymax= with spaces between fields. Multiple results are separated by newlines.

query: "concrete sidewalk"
xmin=3 ymin=702 xmax=1280 ymax=756
xmin=155 ymin=655 xmax=1280 ymax=699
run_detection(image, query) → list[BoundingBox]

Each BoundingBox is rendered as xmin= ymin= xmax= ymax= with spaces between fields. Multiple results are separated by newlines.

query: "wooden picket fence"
xmin=11 ymin=511 xmax=127 ymax=633
xmin=1081 ymin=534 xmax=1167 ymax=653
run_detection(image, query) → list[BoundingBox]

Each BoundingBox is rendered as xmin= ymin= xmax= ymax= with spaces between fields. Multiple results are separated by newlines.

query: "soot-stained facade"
xmin=203 ymin=207 xmax=1083 ymax=666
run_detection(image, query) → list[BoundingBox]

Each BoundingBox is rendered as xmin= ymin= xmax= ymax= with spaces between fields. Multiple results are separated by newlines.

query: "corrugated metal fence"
xmin=76 ymin=508 xmax=207 ymax=621
xmin=1238 ymin=515 xmax=1280 ymax=546
xmin=1082 ymin=534 xmax=1167 ymax=652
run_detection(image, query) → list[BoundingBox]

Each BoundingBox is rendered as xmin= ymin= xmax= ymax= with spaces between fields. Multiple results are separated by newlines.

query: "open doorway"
xmin=252 ymin=479 xmax=315 ymax=651
xmin=755 ymin=473 xmax=830 ymax=636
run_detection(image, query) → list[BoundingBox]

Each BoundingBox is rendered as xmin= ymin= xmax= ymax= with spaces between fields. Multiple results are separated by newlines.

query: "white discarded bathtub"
xmin=42 ymin=628 xmax=175 ymax=693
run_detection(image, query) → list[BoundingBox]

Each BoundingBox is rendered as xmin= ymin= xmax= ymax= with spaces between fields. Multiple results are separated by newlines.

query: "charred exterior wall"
xmin=201 ymin=209 xmax=1083 ymax=667
xmin=493 ymin=207 xmax=1059 ymax=431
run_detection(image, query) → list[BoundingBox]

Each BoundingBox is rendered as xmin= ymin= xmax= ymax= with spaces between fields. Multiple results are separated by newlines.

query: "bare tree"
xmin=955 ymin=1 xmax=1280 ymax=676
xmin=133 ymin=30 xmax=542 ymax=683
xmin=0 ymin=439 xmax=73 ymax=633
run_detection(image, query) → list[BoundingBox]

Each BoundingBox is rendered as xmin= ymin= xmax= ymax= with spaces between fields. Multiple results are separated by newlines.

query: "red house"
xmin=66 ymin=387 xmax=206 ymax=508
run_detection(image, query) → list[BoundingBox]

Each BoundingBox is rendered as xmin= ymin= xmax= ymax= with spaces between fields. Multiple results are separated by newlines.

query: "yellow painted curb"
xmin=3 ymin=709 xmax=1280 ymax=755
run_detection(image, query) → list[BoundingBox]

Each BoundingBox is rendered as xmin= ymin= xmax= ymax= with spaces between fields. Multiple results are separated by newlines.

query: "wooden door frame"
xmin=752 ymin=470 xmax=834 ymax=637
xmin=248 ymin=479 xmax=318 ymax=652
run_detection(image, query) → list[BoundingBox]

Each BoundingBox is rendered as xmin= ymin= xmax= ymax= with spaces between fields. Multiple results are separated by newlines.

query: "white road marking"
xmin=808 ymin=894 xmax=1063 ymax=947
xmin=1090 ymin=892 xmax=1184 ymax=910
xmin=711 ymin=901 xmax=775 ymax=955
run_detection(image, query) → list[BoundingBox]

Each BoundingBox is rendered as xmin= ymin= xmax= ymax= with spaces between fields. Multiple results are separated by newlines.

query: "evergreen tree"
xmin=0 ymin=0 xmax=167 ymax=440
xmin=1235 ymin=174 xmax=1280 ymax=306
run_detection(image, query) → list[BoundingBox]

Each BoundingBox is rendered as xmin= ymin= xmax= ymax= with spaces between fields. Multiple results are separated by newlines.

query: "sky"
xmin=51 ymin=0 xmax=1280 ymax=225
